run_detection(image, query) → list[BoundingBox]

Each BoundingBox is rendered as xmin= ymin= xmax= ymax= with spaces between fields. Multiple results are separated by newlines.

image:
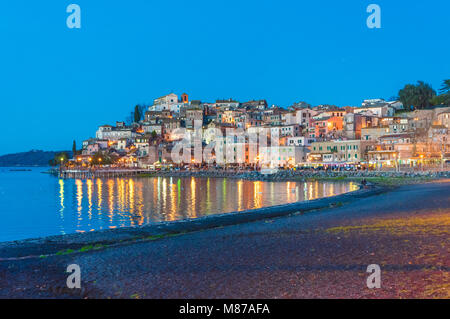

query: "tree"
xmin=430 ymin=79 xmax=450 ymax=106
xmin=133 ymin=104 xmax=148 ymax=123
xmin=151 ymin=130 xmax=158 ymax=139
xmin=134 ymin=105 xmax=141 ymax=123
xmin=438 ymin=79 xmax=450 ymax=105
xmin=50 ymin=152 xmax=69 ymax=166
xmin=439 ymin=79 xmax=450 ymax=95
xmin=72 ymin=140 xmax=77 ymax=157
xmin=138 ymin=104 xmax=147 ymax=119
xmin=398 ymin=81 xmax=436 ymax=110
xmin=92 ymin=152 xmax=117 ymax=165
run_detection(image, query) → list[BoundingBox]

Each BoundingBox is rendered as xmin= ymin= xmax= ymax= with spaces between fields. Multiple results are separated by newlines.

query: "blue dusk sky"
xmin=0 ymin=0 xmax=449 ymax=154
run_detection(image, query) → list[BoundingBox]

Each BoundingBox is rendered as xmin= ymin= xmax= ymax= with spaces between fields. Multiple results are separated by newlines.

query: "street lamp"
xmin=59 ymin=157 xmax=64 ymax=174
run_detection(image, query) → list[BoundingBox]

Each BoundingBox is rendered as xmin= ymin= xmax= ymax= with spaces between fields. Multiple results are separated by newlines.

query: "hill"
xmin=0 ymin=150 xmax=72 ymax=167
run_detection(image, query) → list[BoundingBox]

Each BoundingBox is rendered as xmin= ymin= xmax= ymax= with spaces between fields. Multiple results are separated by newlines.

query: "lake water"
xmin=0 ymin=168 xmax=358 ymax=242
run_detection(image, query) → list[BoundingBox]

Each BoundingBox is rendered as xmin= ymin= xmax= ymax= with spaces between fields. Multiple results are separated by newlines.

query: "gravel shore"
xmin=0 ymin=180 xmax=449 ymax=299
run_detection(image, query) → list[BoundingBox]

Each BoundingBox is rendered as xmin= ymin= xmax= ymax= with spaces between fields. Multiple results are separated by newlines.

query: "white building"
xmin=284 ymin=109 xmax=317 ymax=126
xmin=356 ymin=99 xmax=396 ymax=117
xmin=270 ymin=124 xmax=302 ymax=137
xmin=150 ymin=93 xmax=186 ymax=112
xmin=286 ymin=136 xmax=316 ymax=147
xmin=96 ymin=125 xmax=134 ymax=140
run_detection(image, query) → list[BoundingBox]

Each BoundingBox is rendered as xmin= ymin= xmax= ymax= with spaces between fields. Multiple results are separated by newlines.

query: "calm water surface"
xmin=0 ymin=168 xmax=358 ymax=242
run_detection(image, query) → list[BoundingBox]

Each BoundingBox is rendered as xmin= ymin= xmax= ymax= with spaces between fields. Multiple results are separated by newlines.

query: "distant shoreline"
xmin=0 ymin=165 xmax=50 ymax=168
xmin=0 ymin=150 xmax=71 ymax=167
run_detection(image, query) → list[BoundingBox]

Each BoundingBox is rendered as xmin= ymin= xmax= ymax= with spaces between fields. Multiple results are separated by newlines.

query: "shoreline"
xmin=1 ymin=180 xmax=448 ymax=298
xmin=1 ymin=173 xmax=446 ymax=258
xmin=118 ymin=170 xmax=450 ymax=188
xmin=0 ymin=184 xmax=386 ymax=260
xmin=49 ymin=166 xmax=450 ymax=184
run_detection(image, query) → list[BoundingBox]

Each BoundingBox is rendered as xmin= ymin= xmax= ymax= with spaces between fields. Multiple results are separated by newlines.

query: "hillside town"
xmin=71 ymin=92 xmax=450 ymax=172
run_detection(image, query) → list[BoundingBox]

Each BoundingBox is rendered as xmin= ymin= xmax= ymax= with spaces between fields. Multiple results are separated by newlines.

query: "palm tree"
xmin=431 ymin=79 xmax=450 ymax=106
xmin=439 ymin=79 xmax=450 ymax=94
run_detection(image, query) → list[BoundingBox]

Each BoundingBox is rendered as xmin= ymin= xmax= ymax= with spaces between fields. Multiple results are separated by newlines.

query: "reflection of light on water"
xmin=162 ymin=178 xmax=167 ymax=211
xmin=97 ymin=179 xmax=103 ymax=217
xmin=126 ymin=179 xmax=142 ymax=227
xmin=286 ymin=182 xmax=290 ymax=202
xmin=253 ymin=181 xmax=262 ymax=209
xmin=136 ymin=181 xmax=144 ymax=225
xmin=270 ymin=182 xmax=274 ymax=204
xmin=58 ymin=179 xmax=66 ymax=235
xmin=51 ymin=178 xmax=359 ymax=238
xmin=304 ymin=182 xmax=308 ymax=200
xmin=168 ymin=180 xmax=176 ymax=221
xmin=129 ymin=178 xmax=135 ymax=219
xmin=87 ymin=179 xmax=93 ymax=222
xmin=177 ymin=179 xmax=181 ymax=207
xmin=157 ymin=177 xmax=161 ymax=205
xmin=315 ymin=181 xmax=319 ymax=199
xmin=76 ymin=179 xmax=83 ymax=215
xmin=107 ymin=179 xmax=114 ymax=222
xmin=59 ymin=179 xmax=65 ymax=216
xmin=75 ymin=179 xmax=83 ymax=231
xmin=286 ymin=182 xmax=298 ymax=203
xmin=237 ymin=180 xmax=243 ymax=211
xmin=118 ymin=179 xmax=127 ymax=227
xmin=308 ymin=182 xmax=313 ymax=200
xmin=206 ymin=178 xmax=211 ymax=213
xmin=190 ymin=177 xmax=196 ymax=218
xmin=222 ymin=179 xmax=227 ymax=209
xmin=118 ymin=178 xmax=125 ymax=213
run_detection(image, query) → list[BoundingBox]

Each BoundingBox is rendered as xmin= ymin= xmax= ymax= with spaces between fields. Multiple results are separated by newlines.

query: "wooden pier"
xmin=59 ymin=169 xmax=152 ymax=179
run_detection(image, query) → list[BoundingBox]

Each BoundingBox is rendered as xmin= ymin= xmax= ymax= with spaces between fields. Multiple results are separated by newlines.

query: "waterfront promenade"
xmin=0 ymin=180 xmax=449 ymax=298
xmin=56 ymin=166 xmax=450 ymax=181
